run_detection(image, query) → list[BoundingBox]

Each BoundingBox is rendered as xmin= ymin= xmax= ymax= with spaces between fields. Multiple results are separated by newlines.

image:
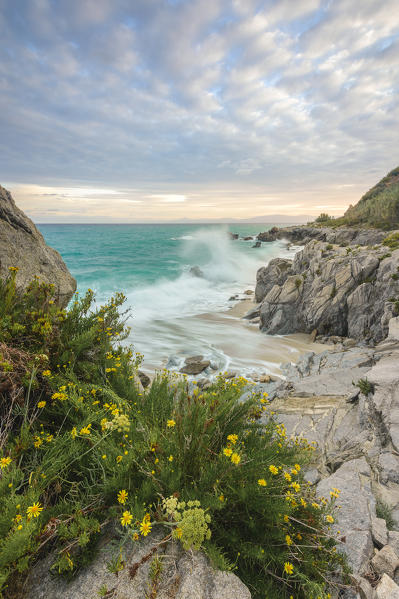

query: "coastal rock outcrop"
xmin=26 ymin=531 xmax=251 ymax=599
xmin=256 ymin=239 xmax=399 ymax=343
xmin=256 ymin=333 xmax=399 ymax=594
xmin=0 ymin=185 xmax=76 ymax=306
xmin=257 ymin=225 xmax=389 ymax=246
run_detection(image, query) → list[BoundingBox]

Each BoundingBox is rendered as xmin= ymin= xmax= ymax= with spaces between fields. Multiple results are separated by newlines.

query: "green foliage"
xmin=376 ymin=500 xmax=397 ymax=531
xmin=0 ymin=272 xmax=344 ymax=599
xmin=355 ymin=378 xmax=374 ymax=395
xmin=315 ymin=213 xmax=333 ymax=224
xmin=383 ymin=232 xmax=399 ymax=250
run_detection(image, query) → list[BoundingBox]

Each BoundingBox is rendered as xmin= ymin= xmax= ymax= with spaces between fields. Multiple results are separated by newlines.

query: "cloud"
xmin=0 ymin=0 xmax=398 ymax=221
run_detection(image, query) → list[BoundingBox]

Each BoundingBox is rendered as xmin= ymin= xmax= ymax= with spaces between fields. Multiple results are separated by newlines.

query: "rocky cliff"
xmin=254 ymin=325 xmax=399 ymax=597
xmin=0 ymin=185 xmax=76 ymax=306
xmin=254 ymin=238 xmax=399 ymax=343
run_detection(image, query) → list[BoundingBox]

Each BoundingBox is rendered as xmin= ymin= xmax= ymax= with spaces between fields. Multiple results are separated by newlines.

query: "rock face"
xmin=26 ymin=531 xmax=251 ymax=599
xmin=0 ymin=185 xmax=76 ymax=306
xmin=256 ymin=336 xmax=399 ymax=591
xmin=255 ymin=239 xmax=399 ymax=343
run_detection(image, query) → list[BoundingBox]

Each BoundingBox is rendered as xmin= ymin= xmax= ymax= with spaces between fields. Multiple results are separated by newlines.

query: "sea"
xmin=38 ymin=223 xmax=314 ymax=377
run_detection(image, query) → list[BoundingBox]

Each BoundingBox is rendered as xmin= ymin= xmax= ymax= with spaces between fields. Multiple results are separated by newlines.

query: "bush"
xmin=315 ymin=213 xmax=333 ymax=224
xmin=0 ymin=270 xmax=344 ymax=599
xmin=383 ymin=232 xmax=399 ymax=251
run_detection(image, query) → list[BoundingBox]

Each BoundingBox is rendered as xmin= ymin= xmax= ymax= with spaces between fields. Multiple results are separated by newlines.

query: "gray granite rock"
xmin=375 ymin=574 xmax=399 ymax=599
xmin=371 ymin=545 xmax=399 ymax=578
xmin=0 ymin=184 xmax=76 ymax=306
xmin=257 ymin=238 xmax=399 ymax=343
xmin=26 ymin=532 xmax=251 ymax=599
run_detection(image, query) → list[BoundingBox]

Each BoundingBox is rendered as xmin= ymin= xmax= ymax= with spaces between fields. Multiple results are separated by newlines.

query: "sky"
xmin=0 ymin=0 xmax=398 ymax=223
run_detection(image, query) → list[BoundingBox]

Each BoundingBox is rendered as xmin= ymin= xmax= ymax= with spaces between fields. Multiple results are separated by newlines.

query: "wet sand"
xmin=165 ymin=296 xmax=329 ymax=378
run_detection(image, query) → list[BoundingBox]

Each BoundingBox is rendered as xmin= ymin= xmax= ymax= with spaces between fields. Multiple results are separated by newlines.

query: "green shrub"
xmin=383 ymin=233 xmax=399 ymax=251
xmin=315 ymin=213 xmax=333 ymax=224
xmin=376 ymin=500 xmax=396 ymax=531
xmin=0 ymin=270 xmax=344 ymax=599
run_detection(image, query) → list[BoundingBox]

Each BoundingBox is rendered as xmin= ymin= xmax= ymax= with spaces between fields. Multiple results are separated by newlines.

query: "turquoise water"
xmin=38 ymin=224 xmax=276 ymax=297
xmin=38 ymin=223 xmax=302 ymax=373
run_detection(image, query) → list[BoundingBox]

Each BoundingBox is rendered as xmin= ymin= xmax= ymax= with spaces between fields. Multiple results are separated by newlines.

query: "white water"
xmin=125 ymin=229 xmax=312 ymax=375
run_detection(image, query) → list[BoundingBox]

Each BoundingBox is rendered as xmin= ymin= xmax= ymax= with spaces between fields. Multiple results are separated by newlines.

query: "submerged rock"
xmin=0 ymin=184 xmax=76 ymax=306
xmin=189 ymin=265 xmax=204 ymax=278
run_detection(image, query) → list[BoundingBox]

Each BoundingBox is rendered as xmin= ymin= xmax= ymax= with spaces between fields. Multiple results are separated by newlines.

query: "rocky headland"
xmin=0 ymin=185 xmax=76 ymax=306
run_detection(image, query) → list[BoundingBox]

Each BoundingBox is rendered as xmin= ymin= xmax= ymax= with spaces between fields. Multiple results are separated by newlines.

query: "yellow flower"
xmin=14 ymin=514 xmax=22 ymax=523
xmin=140 ymin=520 xmax=152 ymax=536
xmin=42 ymin=370 xmax=51 ymax=377
xmin=80 ymin=424 xmax=92 ymax=435
xmin=26 ymin=502 xmax=43 ymax=518
xmin=132 ymin=532 xmax=139 ymax=541
xmin=116 ymin=455 xmax=123 ymax=463
xmin=167 ymin=419 xmax=176 ymax=428
xmin=37 ymin=401 xmax=46 ymax=409
xmin=120 ymin=511 xmax=133 ymax=526
xmin=46 ymin=434 xmax=53 ymax=443
xmin=0 ymin=456 xmax=12 ymax=469
xmin=219 ymin=494 xmax=225 ymax=502
xmin=117 ymin=490 xmax=128 ymax=504
xmin=174 ymin=526 xmax=183 ymax=538
xmin=102 ymin=454 xmax=107 ymax=459
xmin=284 ymin=562 xmax=294 ymax=575
xmin=168 ymin=455 xmax=173 ymax=462
xmin=326 ymin=514 xmax=334 ymax=523
xmin=34 ymin=436 xmax=43 ymax=448
xmin=223 ymin=447 xmax=233 ymax=457
xmin=231 ymin=453 xmax=241 ymax=465
xmin=283 ymin=515 xmax=289 ymax=523
xmin=294 ymin=464 xmax=301 ymax=471
xmin=285 ymin=534 xmax=293 ymax=546
xmin=291 ymin=482 xmax=300 ymax=493
xmin=227 ymin=434 xmax=238 ymax=444
xmin=17 ymin=524 xmax=23 ymax=530
xmin=269 ymin=465 xmax=278 ymax=475
xmin=71 ymin=427 xmax=77 ymax=439
xmin=257 ymin=479 xmax=267 ymax=487
xmin=284 ymin=472 xmax=292 ymax=482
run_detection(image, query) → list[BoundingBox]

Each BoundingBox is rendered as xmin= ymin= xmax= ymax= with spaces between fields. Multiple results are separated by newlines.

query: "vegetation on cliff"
xmin=0 ymin=269 xmax=344 ymax=599
xmin=314 ymin=166 xmax=399 ymax=229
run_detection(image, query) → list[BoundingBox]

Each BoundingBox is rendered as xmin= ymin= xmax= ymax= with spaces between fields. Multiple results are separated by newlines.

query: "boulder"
xmin=372 ymin=517 xmax=389 ymax=548
xmin=180 ymin=356 xmax=211 ymax=375
xmin=371 ymin=545 xmax=399 ymax=578
xmin=25 ymin=532 xmax=251 ymax=599
xmin=137 ymin=371 xmax=151 ymax=388
xmin=228 ymin=232 xmax=239 ymax=240
xmin=252 ymin=241 xmax=261 ymax=248
xmin=0 ymin=184 xmax=76 ymax=307
xmin=375 ymin=574 xmax=399 ymax=599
